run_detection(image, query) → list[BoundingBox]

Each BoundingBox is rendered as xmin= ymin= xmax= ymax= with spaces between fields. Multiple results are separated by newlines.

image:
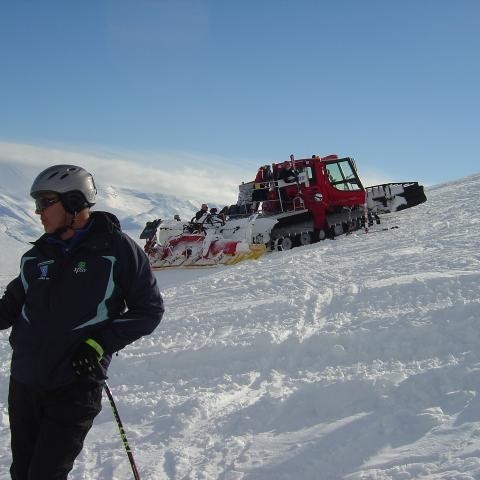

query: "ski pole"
xmin=103 ymin=382 xmax=141 ymax=480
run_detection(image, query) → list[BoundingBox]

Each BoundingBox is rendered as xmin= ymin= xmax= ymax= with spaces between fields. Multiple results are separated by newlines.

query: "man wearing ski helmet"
xmin=0 ymin=164 xmax=164 ymax=479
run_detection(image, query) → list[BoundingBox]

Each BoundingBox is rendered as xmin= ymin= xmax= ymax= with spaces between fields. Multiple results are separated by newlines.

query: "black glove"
xmin=72 ymin=338 xmax=104 ymax=377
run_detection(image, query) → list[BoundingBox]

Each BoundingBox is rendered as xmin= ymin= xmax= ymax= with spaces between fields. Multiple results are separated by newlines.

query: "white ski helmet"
xmin=30 ymin=165 xmax=97 ymax=213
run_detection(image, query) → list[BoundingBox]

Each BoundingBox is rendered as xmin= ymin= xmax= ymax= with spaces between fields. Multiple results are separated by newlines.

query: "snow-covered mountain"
xmin=1 ymin=163 xmax=480 ymax=479
xmin=0 ymin=161 xmax=200 ymax=275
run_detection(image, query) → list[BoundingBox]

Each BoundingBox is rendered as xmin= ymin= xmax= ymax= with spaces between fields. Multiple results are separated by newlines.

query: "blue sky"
xmin=1 ymin=0 xmax=479 ymax=201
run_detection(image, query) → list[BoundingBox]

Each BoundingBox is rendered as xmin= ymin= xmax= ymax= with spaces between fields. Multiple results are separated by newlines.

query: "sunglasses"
xmin=35 ymin=197 xmax=61 ymax=213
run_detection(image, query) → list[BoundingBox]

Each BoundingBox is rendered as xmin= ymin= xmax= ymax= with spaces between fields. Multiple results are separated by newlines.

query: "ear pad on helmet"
xmin=60 ymin=191 xmax=89 ymax=214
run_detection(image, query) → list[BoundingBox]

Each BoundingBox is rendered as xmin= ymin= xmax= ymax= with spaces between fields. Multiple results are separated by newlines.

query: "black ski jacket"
xmin=0 ymin=211 xmax=164 ymax=390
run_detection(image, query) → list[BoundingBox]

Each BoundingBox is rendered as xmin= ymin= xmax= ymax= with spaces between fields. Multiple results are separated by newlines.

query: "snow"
xmin=1 ymin=168 xmax=480 ymax=479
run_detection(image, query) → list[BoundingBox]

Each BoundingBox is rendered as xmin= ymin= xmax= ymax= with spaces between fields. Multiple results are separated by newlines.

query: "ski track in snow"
xmin=0 ymin=173 xmax=480 ymax=479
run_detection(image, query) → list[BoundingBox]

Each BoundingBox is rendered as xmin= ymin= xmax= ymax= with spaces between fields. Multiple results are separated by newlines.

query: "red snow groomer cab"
xmin=231 ymin=154 xmax=426 ymax=250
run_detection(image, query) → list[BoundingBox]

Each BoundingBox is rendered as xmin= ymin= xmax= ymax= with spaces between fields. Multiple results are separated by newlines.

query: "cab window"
xmin=326 ymin=160 xmax=362 ymax=191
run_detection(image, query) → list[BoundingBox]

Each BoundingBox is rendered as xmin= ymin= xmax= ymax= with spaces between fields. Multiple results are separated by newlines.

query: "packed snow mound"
xmin=0 ymin=172 xmax=479 ymax=479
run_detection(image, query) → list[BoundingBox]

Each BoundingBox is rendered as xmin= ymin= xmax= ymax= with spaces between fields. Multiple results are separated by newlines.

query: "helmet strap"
xmin=70 ymin=211 xmax=78 ymax=229
xmin=54 ymin=211 xmax=77 ymax=238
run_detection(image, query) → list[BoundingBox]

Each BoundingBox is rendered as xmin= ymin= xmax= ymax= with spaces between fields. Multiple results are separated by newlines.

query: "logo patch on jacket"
xmin=74 ymin=261 xmax=87 ymax=274
xmin=38 ymin=260 xmax=54 ymax=280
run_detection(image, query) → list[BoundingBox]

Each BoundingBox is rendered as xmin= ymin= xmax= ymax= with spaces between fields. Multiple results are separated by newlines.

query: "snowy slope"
xmin=1 ymin=171 xmax=480 ymax=479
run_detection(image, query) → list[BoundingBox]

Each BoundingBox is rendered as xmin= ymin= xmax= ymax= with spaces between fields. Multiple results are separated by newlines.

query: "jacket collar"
xmin=33 ymin=211 xmax=122 ymax=255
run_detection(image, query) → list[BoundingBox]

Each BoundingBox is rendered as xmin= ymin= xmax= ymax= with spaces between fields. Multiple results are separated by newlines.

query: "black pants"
xmin=8 ymin=377 xmax=103 ymax=480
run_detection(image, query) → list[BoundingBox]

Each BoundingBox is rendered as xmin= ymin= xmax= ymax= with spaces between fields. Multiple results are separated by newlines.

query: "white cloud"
xmin=0 ymin=141 xmax=247 ymax=206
